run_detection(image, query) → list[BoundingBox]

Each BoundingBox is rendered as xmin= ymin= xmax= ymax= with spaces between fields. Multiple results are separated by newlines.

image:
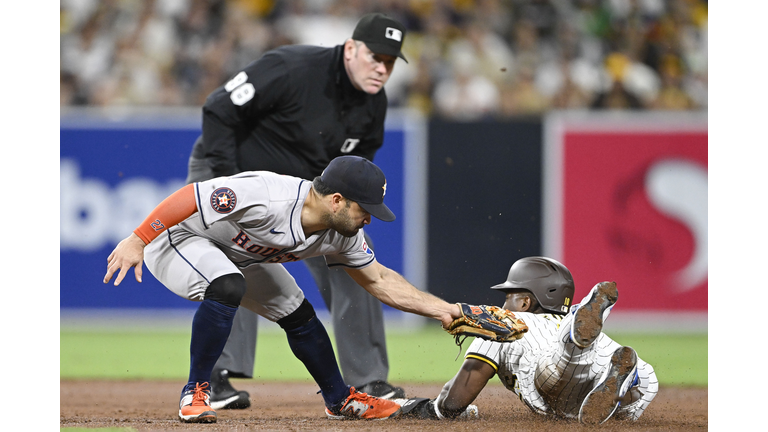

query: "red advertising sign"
xmin=544 ymin=113 xmax=707 ymax=311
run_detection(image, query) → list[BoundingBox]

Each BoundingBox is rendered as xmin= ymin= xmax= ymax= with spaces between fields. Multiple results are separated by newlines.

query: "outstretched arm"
xmin=435 ymin=358 xmax=495 ymax=418
xmin=103 ymin=184 xmax=197 ymax=286
xmin=344 ymin=261 xmax=461 ymax=327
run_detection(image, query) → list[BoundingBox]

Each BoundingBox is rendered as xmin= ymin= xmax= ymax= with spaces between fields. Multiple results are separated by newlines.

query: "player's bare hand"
xmin=104 ymin=233 xmax=147 ymax=286
xmin=440 ymin=303 xmax=462 ymax=329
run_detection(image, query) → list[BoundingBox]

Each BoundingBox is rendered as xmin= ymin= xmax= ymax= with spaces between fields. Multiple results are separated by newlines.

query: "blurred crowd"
xmin=60 ymin=0 xmax=708 ymax=119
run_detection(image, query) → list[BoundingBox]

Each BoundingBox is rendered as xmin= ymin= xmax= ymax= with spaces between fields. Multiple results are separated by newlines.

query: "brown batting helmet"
xmin=491 ymin=257 xmax=575 ymax=314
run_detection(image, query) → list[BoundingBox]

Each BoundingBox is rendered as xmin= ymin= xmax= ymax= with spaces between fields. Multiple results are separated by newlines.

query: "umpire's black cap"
xmin=321 ymin=156 xmax=396 ymax=222
xmin=352 ymin=13 xmax=408 ymax=63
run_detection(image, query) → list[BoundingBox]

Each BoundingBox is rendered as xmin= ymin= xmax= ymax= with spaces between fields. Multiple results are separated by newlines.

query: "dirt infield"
xmin=60 ymin=380 xmax=706 ymax=431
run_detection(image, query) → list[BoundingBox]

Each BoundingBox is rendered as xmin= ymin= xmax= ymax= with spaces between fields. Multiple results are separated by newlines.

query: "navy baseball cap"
xmin=321 ymin=156 xmax=396 ymax=222
xmin=352 ymin=13 xmax=408 ymax=63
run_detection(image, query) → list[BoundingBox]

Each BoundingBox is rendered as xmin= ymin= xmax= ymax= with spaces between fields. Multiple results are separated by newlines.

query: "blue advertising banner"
xmin=60 ymin=108 xmax=424 ymax=312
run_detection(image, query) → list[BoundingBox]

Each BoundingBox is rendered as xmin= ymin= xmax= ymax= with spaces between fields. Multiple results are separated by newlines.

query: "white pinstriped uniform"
xmin=461 ymin=297 xmax=658 ymax=421
xmin=144 ymin=171 xmax=376 ymax=322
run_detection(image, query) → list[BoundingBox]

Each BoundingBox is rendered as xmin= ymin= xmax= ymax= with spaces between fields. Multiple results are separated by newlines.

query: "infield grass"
xmin=60 ymin=325 xmax=707 ymax=386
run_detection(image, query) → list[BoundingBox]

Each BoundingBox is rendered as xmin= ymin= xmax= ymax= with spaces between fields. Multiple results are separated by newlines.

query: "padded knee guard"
xmin=276 ymin=298 xmax=316 ymax=330
xmin=204 ymin=273 xmax=246 ymax=308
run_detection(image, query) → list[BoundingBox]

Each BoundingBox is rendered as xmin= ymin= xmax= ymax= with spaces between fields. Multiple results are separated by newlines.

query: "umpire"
xmin=185 ymin=13 xmax=409 ymax=408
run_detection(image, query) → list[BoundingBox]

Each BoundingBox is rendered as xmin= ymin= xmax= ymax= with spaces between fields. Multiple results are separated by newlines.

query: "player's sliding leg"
xmin=569 ymin=281 xmax=618 ymax=348
xmin=535 ymin=281 xmax=620 ymax=415
xmin=578 ymin=346 xmax=639 ymax=425
xmin=276 ymin=298 xmax=401 ymax=420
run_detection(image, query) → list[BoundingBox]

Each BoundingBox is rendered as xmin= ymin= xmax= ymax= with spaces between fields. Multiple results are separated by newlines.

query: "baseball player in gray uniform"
xmin=395 ymin=257 xmax=658 ymax=425
xmin=103 ymin=155 xmax=468 ymax=423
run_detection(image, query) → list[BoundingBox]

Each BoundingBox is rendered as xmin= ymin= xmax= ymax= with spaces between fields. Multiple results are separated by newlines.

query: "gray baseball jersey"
xmin=144 ymin=171 xmax=376 ymax=321
xmin=459 ymin=306 xmax=658 ymax=420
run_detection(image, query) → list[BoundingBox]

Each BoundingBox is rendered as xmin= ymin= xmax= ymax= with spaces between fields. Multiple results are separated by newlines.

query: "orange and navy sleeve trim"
xmin=134 ymin=184 xmax=197 ymax=245
xmin=465 ymin=353 xmax=498 ymax=372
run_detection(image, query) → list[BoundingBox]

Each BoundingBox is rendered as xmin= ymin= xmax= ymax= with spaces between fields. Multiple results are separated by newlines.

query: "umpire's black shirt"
xmin=196 ymin=44 xmax=388 ymax=180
